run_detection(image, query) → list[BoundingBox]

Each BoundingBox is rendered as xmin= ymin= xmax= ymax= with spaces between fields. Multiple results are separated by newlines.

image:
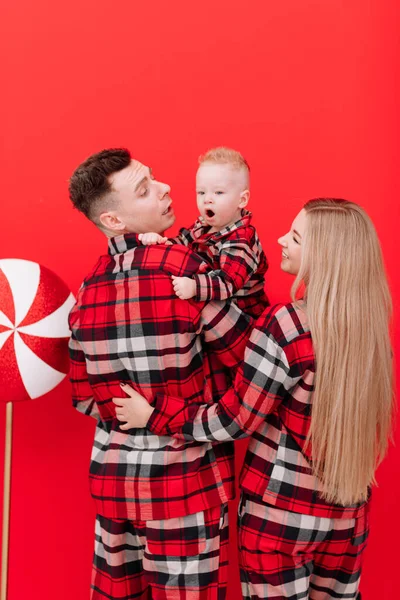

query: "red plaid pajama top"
xmin=68 ymin=233 xmax=252 ymax=521
xmin=175 ymin=210 xmax=269 ymax=318
xmin=148 ymin=302 xmax=369 ymax=521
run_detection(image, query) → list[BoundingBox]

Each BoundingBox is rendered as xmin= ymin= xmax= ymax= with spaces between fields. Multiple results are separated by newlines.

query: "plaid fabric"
xmin=91 ymin=504 xmax=229 ymax=600
xmin=147 ymin=302 xmax=369 ymax=520
xmin=238 ymin=493 xmax=368 ymax=599
xmin=174 ymin=211 xmax=269 ymax=318
xmin=69 ymin=234 xmax=252 ymax=521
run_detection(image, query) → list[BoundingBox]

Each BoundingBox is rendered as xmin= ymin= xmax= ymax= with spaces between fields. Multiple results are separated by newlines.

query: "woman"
xmin=114 ymin=199 xmax=394 ymax=599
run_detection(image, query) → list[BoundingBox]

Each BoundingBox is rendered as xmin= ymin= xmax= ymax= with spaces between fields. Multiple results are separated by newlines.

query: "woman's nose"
xmin=278 ymin=235 xmax=287 ymax=246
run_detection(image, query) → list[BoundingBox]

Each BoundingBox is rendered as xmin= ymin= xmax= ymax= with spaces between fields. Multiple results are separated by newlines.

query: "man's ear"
xmin=99 ymin=211 xmax=125 ymax=232
xmin=239 ymin=189 xmax=250 ymax=208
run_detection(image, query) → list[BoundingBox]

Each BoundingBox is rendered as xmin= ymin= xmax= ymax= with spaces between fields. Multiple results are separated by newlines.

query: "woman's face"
xmin=278 ymin=208 xmax=307 ymax=275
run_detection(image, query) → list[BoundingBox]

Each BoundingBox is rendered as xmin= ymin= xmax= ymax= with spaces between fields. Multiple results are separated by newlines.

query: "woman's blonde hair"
xmin=292 ymin=198 xmax=394 ymax=505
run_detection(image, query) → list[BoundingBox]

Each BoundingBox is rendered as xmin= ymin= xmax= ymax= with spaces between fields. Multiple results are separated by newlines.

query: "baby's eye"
xmin=215 ymin=191 xmax=224 ymax=195
xmin=197 ymin=191 xmax=205 ymax=195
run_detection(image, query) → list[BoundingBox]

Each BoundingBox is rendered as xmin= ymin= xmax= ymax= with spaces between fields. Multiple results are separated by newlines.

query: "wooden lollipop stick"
xmin=1 ymin=402 xmax=12 ymax=600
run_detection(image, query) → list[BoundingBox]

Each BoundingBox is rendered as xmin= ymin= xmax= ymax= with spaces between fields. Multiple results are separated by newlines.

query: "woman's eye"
xmin=293 ymin=236 xmax=300 ymax=244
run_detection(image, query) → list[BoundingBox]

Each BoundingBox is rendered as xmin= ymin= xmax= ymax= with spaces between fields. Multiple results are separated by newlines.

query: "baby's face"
xmin=196 ymin=163 xmax=249 ymax=230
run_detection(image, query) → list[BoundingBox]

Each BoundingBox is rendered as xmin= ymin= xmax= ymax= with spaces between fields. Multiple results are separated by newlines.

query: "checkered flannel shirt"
xmin=69 ymin=233 xmax=252 ymax=521
xmin=174 ymin=210 xmax=269 ymax=318
xmin=147 ymin=302 xmax=369 ymax=520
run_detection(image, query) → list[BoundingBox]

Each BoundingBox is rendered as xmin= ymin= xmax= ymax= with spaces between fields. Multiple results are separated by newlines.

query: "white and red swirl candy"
xmin=0 ymin=259 xmax=75 ymax=402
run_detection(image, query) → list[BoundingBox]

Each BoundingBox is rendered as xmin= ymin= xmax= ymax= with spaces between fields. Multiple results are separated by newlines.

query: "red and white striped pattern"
xmin=0 ymin=259 xmax=74 ymax=402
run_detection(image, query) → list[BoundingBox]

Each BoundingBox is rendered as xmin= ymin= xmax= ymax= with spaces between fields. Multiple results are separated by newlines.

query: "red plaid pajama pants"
xmin=238 ymin=494 xmax=368 ymax=600
xmin=91 ymin=504 xmax=229 ymax=600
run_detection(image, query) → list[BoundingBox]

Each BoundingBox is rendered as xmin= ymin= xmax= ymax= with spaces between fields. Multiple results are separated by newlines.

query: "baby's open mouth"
xmin=206 ymin=209 xmax=215 ymax=218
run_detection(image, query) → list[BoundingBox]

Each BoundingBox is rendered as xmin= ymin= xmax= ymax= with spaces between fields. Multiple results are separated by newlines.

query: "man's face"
xmin=195 ymin=163 xmax=249 ymax=231
xmin=101 ymin=160 xmax=175 ymax=235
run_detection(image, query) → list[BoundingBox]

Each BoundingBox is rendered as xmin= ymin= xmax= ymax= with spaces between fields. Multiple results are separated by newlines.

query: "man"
xmin=68 ymin=148 xmax=252 ymax=600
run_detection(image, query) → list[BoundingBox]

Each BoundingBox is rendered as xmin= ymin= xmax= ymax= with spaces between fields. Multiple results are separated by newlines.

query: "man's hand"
xmin=138 ymin=232 xmax=172 ymax=245
xmin=171 ymin=276 xmax=196 ymax=300
xmin=112 ymin=384 xmax=154 ymax=429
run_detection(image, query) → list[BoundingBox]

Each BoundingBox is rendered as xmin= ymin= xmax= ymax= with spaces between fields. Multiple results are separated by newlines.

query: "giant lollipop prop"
xmin=0 ymin=259 xmax=75 ymax=600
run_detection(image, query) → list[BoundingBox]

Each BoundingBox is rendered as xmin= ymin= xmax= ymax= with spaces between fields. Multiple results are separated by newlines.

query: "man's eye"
xmin=140 ymin=187 xmax=149 ymax=197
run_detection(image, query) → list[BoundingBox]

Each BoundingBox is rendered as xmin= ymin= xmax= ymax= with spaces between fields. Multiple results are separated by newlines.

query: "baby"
xmin=140 ymin=147 xmax=269 ymax=318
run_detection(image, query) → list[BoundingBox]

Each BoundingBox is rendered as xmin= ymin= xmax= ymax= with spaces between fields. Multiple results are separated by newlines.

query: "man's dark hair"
xmin=68 ymin=148 xmax=131 ymax=220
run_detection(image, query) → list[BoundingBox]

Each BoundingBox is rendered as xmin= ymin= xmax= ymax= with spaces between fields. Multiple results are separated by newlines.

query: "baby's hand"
xmin=171 ymin=276 xmax=196 ymax=300
xmin=138 ymin=232 xmax=170 ymax=245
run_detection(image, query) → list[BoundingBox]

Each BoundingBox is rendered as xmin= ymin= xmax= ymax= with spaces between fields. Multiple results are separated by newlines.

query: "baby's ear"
xmin=239 ymin=189 xmax=250 ymax=207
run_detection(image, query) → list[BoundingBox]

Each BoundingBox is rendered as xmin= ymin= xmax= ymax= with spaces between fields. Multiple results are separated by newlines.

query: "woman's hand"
xmin=112 ymin=384 xmax=155 ymax=429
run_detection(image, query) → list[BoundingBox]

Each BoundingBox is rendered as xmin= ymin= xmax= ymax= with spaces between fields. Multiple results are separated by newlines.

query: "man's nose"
xmin=159 ymin=182 xmax=170 ymax=197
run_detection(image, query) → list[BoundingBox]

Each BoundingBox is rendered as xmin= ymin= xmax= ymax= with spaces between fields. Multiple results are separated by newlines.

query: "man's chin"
xmin=163 ymin=213 xmax=176 ymax=231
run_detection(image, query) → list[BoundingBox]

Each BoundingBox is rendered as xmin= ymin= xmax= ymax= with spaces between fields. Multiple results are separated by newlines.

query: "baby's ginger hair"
xmin=198 ymin=147 xmax=250 ymax=186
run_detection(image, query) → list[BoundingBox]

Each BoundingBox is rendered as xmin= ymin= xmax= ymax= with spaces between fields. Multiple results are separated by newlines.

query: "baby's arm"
xmin=194 ymin=236 xmax=261 ymax=302
xmin=172 ymin=227 xmax=195 ymax=247
xmin=138 ymin=223 xmax=197 ymax=247
xmin=170 ymin=230 xmax=263 ymax=302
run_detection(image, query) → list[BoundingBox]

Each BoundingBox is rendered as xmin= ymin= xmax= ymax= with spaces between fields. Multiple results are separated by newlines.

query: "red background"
xmin=1 ymin=1 xmax=399 ymax=598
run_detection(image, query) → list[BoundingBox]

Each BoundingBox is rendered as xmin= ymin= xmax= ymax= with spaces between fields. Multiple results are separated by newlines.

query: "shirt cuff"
xmin=193 ymin=273 xmax=211 ymax=302
xmin=146 ymin=394 xmax=187 ymax=435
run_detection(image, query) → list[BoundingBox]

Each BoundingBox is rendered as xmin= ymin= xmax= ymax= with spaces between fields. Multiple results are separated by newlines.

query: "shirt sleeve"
xmin=168 ymin=226 xmax=196 ymax=246
xmin=193 ymin=238 xmax=260 ymax=302
xmin=68 ymin=333 xmax=100 ymax=420
xmin=196 ymin=298 xmax=253 ymax=368
xmin=147 ymin=311 xmax=299 ymax=440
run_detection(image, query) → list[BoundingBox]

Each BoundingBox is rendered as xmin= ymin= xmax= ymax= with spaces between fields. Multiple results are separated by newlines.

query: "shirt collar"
xmin=218 ymin=209 xmax=252 ymax=236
